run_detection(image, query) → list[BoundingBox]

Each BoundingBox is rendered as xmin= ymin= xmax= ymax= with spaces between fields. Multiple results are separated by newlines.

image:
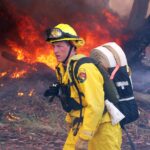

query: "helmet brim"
xmin=47 ymin=37 xmax=85 ymax=48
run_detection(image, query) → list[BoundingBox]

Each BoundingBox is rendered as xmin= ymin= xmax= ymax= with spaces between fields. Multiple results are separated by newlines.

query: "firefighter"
xmin=44 ymin=23 xmax=122 ymax=150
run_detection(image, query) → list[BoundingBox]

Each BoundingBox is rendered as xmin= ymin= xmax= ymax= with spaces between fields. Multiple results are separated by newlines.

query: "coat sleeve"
xmin=76 ymin=63 xmax=105 ymax=140
xmin=55 ymin=63 xmax=62 ymax=83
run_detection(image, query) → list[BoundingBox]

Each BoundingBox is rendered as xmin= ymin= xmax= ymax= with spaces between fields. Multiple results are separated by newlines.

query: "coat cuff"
xmin=79 ymin=130 xmax=94 ymax=140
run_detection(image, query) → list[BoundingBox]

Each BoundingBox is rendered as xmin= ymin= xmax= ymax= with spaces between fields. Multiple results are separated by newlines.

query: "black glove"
xmin=44 ymin=83 xmax=60 ymax=97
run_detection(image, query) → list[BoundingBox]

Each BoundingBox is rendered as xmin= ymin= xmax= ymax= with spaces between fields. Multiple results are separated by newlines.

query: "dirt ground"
xmin=0 ymin=99 xmax=150 ymax=150
xmin=0 ymin=64 xmax=149 ymax=150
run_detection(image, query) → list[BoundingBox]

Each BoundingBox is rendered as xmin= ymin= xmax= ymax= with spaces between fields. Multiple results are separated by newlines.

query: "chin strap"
xmin=62 ymin=45 xmax=73 ymax=64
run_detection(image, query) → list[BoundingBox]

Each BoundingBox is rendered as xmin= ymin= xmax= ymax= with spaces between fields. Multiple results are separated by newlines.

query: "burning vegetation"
xmin=0 ymin=0 xmax=127 ymax=70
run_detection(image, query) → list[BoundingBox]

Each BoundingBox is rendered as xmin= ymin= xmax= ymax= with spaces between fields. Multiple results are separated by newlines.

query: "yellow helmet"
xmin=46 ymin=23 xmax=85 ymax=48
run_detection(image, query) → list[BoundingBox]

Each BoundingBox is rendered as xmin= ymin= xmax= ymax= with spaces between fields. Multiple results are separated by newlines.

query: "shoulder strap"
xmin=74 ymin=57 xmax=110 ymax=82
xmin=74 ymin=57 xmax=106 ymax=80
xmin=68 ymin=60 xmax=83 ymax=136
xmin=74 ymin=57 xmax=94 ymax=80
xmin=73 ymin=57 xmax=119 ymax=104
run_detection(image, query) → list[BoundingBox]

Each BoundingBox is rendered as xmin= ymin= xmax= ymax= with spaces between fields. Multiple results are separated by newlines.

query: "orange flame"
xmin=17 ymin=92 xmax=24 ymax=96
xmin=6 ymin=8 xmax=125 ymax=70
xmin=6 ymin=15 xmax=57 ymax=70
xmin=102 ymin=9 xmax=124 ymax=29
xmin=6 ymin=112 xmax=20 ymax=121
xmin=11 ymin=70 xmax=27 ymax=78
xmin=28 ymin=89 xmax=34 ymax=96
xmin=6 ymin=40 xmax=25 ymax=61
xmin=0 ymin=72 xmax=7 ymax=78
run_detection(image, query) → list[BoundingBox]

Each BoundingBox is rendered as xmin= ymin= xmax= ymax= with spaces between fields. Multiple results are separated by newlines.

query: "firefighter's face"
xmin=52 ymin=41 xmax=71 ymax=62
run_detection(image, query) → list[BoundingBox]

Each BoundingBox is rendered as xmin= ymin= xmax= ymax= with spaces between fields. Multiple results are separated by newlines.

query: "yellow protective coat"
xmin=56 ymin=54 xmax=122 ymax=150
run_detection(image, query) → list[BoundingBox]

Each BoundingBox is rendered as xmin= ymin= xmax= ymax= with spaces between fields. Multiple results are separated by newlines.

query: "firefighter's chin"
xmin=56 ymin=56 xmax=63 ymax=62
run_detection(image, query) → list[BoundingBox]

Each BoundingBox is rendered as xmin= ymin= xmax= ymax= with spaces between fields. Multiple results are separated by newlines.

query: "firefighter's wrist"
xmin=75 ymin=137 xmax=89 ymax=150
xmin=79 ymin=130 xmax=94 ymax=140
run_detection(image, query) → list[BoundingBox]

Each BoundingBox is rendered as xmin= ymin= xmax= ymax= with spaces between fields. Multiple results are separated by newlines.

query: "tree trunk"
xmin=128 ymin=0 xmax=150 ymax=31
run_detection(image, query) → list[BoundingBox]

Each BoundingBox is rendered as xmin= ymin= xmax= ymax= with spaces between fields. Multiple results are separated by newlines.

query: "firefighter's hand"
xmin=44 ymin=83 xmax=59 ymax=97
xmin=75 ymin=137 xmax=88 ymax=150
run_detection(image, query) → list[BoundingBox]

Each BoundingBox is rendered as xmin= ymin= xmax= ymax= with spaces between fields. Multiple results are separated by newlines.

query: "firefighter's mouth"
xmin=55 ymin=55 xmax=60 ymax=59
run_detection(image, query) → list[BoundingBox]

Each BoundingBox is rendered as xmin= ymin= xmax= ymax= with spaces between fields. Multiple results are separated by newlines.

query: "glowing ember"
xmin=0 ymin=84 xmax=4 ymax=87
xmin=0 ymin=72 xmax=7 ymax=78
xmin=28 ymin=89 xmax=34 ymax=96
xmin=11 ymin=70 xmax=27 ymax=79
xmin=17 ymin=92 xmax=24 ymax=96
xmin=6 ymin=112 xmax=20 ymax=122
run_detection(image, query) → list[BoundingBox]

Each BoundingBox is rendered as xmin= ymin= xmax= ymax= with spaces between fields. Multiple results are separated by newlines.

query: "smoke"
xmin=11 ymin=0 xmax=109 ymax=23
xmin=1 ymin=0 xmax=149 ymax=51
xmin=1 ymin=0 xmax=119 ymax=70
xmin=132 ymin=67 xmax=150 ymax=92
xmin=0 ymin=0 xmax=124 ymax=51
xmin=109 ymin=0 xmax=134 ymax=17
xmin=0 ymin=0 xmax=107 ymax=36
xmin=147 ymin=1 xmax=150 ymax=17
xmin=0 ymin=1 xmax=17 ymax=48
xmin=109 ymin=0 xmax=150 ymax=18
